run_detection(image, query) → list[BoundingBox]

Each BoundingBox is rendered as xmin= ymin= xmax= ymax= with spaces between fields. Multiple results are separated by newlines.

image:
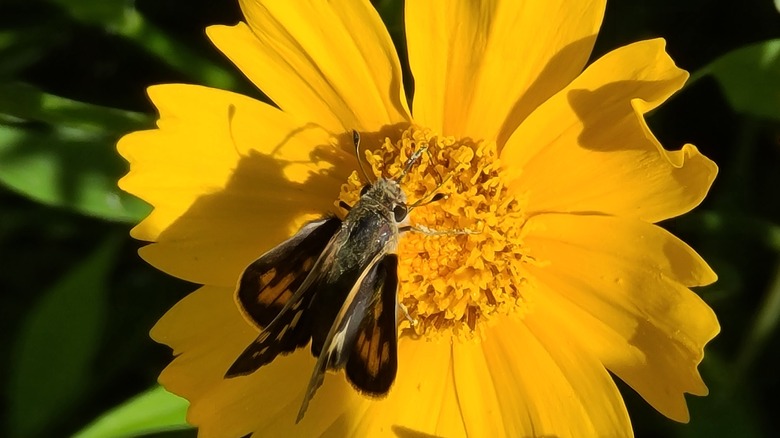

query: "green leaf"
xmin=74 ymin=386 xmax=191 ymax=438
xmin=0 ymin=82 xmax=150 ymax=133
xmin=0 ymin=83 xmax=152 ymax=222
xmin=694 ymin=39 xmax=780 ymax=120
xmin=0 ymin=123 xmax=150 ymax=222
xmin=7 ymin=235 xmax=122 ymax=437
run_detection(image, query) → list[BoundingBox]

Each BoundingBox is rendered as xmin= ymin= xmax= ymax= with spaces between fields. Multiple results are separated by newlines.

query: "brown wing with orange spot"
xmin=345 ymin=254 xmax=399 ymax=395
xmin=294 ymin=253 xmax=400 ymax=422
xmin=226 ymin=216 xmax=341 ymax=377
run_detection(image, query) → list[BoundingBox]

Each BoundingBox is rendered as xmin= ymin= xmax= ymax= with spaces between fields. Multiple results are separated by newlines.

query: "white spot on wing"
xmin=329 ymin=316 xmax=352 ymax=356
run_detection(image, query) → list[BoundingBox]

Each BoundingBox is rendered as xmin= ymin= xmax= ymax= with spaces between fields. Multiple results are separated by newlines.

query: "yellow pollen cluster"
xmin=338 ymin=127 xmax=529 ymax=339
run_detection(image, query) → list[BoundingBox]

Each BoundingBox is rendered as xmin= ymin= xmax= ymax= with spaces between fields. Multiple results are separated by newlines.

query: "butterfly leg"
xmin=397 ymin=302 xmax=417 ymax=326
xmin=399 ymin=224 xmax=481 ymax=236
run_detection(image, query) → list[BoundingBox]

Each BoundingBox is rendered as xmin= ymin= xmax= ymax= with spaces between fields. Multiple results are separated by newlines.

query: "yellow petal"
xmin=451 ymin=340 xmax=507 ymax=436
xmin=207 ymin=0 xmax=411 ymax=135
xmin=153 ymin=285 xmax=463 ymax=436
xmin=118 ymin=84 xmax=345 ymax=286
xmin=350 ymin=338 xmax=462 ymax=436
xmin=524 ymin=212 xmax=717 ymax=287
xmin=522 ymin=213 xmax=720 ymax=421
xmin=406 ymin=0 xmax=605 ymax=143
xmin=152 ymin=285 xmax=362 ymax=437
xmin=502 ymin=39 xmax=717 ymax=223
xmin=433 ymin=357 xmax=469 ymax=438
xmin=479 ymin=316 xmax=632 ymax=437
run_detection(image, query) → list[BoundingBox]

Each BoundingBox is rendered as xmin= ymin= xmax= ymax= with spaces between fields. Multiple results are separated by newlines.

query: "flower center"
xmin=337 ymin=127 xmax=529 ymax=339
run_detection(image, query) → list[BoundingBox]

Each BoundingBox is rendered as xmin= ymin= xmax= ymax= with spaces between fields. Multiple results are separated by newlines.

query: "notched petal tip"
xmin=500 ymin=37 xmax=714 ymax=222
xmin=523 ymin=213 xmax=719 ymax=422
xmin=631 ymin=97 xmax=719 ymax=220
xmin=116 ymin=82 xmax=348 ymax=287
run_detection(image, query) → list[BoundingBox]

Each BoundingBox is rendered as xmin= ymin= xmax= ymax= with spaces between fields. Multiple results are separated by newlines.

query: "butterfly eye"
xmin=393 ymin=204 xmax=408 ymax=222
xmin=360 ymin=184 xmax=370 ymax=196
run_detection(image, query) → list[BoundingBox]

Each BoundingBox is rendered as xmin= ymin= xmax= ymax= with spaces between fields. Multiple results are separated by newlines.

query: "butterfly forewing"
xmin=236 ymin=217 xmax=341 ymax=328
xmin=226 ymin=216 xmax=341 ymax=377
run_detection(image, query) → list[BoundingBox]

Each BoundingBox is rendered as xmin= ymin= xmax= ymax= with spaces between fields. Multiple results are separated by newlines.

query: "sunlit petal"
xmin=502 ymin=39 xmax=717 ymax=222
xmin=406 ymin=0 xmax=605 ymax=143
xmin=119 ymin=84 xmax=345 ymax=286
xmin=522 ymin=213 xmax=719 ymax=421
xmin=207 ymin=0 xmax=410 ymax=135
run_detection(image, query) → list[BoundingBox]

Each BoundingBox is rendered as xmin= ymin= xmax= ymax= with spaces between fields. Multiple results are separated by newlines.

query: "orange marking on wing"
xmin=368 ymin=326 xmax=382 ymax=377
xmin=257 ymin=272 xmax=296 ymax=305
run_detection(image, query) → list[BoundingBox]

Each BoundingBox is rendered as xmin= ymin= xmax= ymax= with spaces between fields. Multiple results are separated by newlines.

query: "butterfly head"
xmin=359 ymin=178 xmax=409 ymax=223
xmin=350 ymin=129 xmax=445 ymax=224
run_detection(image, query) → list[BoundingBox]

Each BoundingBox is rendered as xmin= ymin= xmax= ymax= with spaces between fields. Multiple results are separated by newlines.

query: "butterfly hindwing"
xmin=295 ymin=253 xmax=399 ymax=422
xmin=345 ymin=253 xmax=399 ymax=395
xmin=226 ymin=216 xmax=341 ymax=377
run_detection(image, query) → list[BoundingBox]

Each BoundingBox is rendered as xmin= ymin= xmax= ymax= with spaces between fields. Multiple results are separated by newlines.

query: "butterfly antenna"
xmin=394 ymin=145 xmax=428 ymax=182
xmin=409 ymin=174 xmax=452 ymax=209
xmin=352 ymin=130 xmax=374 ymax=183
xmin=424 ymin=147 xmax=445 ymax=185
xmin=392 ymin=139 xmax=453 ymax=208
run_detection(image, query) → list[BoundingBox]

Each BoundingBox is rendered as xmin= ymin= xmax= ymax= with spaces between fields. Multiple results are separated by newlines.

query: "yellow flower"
xmin=119 ymin=0 xmax=719 ymax=436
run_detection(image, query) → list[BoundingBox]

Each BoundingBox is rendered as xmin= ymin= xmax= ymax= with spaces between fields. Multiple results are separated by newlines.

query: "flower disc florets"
xmin=338 ymin=127 xmax=531 ymax=339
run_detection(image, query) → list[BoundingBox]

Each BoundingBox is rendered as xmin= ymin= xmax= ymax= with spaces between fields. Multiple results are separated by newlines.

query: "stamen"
xmin=337 ymin=127 xmax=530 ymax=339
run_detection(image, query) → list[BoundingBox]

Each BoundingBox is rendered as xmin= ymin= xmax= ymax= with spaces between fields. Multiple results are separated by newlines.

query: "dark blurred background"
xmin=1 ymin=0 xmax=778 ymax=436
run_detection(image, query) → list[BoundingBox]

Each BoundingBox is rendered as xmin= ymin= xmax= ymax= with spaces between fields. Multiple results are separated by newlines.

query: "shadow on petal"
xmin=497 ymin=35 xmax=599 ymax=147
xmin=568 ymin=79 xmax=682 ymax=153
xmin=139 ymin=123 xmax=408 ymax=287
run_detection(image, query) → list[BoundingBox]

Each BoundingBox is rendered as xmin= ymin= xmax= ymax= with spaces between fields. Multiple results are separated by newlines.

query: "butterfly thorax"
xmin=327 ymin=178 xmax=406 ymax=282
xmin=358 ymin=178 xmax=407 ymax=213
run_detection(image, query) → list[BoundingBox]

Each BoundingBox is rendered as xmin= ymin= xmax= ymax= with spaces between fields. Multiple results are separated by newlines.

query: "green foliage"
xmin=74 ymin=386 xmax=190 ymax=438
xmin=0 ymin=83 xmax=151 ymax=222
xmin=7 ymin=236 xmax=120 ymax=437
xmin=694 ymin=39 xmax=780 ymax=120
